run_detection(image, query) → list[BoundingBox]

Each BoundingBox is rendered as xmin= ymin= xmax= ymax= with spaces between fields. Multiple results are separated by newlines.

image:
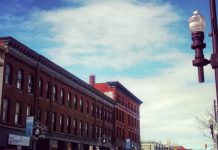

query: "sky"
xmin=0 ymin=0 xmax=217 ymax=149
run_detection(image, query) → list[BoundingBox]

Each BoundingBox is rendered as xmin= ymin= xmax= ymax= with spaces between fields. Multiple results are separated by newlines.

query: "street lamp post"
xmin=188 ymin=0 xmax=218 ymax=149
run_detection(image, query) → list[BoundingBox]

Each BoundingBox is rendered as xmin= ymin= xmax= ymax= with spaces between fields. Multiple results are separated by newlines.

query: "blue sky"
xmin=1 ymin=0 xmax=217 ymax=149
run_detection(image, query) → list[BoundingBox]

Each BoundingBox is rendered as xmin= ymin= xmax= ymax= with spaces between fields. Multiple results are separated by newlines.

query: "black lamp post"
xmin=188 ymin=0 xmax=218 ymax=149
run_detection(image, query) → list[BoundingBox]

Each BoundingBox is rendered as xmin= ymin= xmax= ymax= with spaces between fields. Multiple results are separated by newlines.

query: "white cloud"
xmin=32 ymin=0 xmax=183 ymax=69
xmin=113 ymin=53 xmax=215 ymax=148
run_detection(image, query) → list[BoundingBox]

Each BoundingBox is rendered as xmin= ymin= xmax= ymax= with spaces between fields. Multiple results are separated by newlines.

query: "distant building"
xmin=141 ymin=141 xmax=191 ymax=150
xmin=93 ymin=80 xmax=143 ymax=150
xmin=141 ymin=141 xmax=167 ymax=150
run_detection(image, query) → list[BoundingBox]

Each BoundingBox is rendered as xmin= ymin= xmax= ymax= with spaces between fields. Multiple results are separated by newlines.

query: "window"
xmin=17 ymin=69 xmax=23 ymax=89
xmin=38 ymin=79 xmax=43 ymax=97
xmin=101 ymin=108 xmax=104 ymax=120
xmin=99 ymin=107 xmax=102 ymax=120
xmin=92 ymin=124 xmax=95 ymax=138
xmin=67 ymin=117 xmax=71 ymax=134
xmin=15 ymin=102 xmax=22 ymax=125
xmin=91 ymin=103 xmax=95 ymax=117
xmin=46 ymin=82 xmax=50 ymax=99
xmin=74 ymin=95 xmax=77 ymax=110
xmin=80 ymin=98 xmax=83 ymax=113
xmin=73 ymin=118 xmax=77 ymax=135
xmin=79 ymin=121 xmax=83 ymax=137
xmin=38 ymin=108 xmax=42 ymax=122
xmin=5 ymin=64 xmax=12 ymax=84
xmin=85 ymin=122 xmax=89 ymax=137
xmin=67 ymin=92 xmax=71 ymax=108
xmin=60 ymin=114 xmax=64 ymax=133
xmin=28 ymin=74 xmax=34 ymax=93
xmin=96 ymin=105 xmax=99 ymax=118
xmin=2 ymin=98 xmax=9 ymax=123
xmin=52 ymin=112 xmax=56 ymax=131
xmin=45 ymin=110 xmax=49 ymax=127
xmin=96 ymin=126 xmax=99 ymax=139
xmin=26 ymin=105 xmax=32 ymax=117
xmin=99 ymin=127 xmax=102 ymax=138
xmin=60 ymin=89 xmax=65 ymax=105
xmin=52 ymin=85 xmax=57 ymax=102
xmin=86 ymin=100 xmax=89 ymax=114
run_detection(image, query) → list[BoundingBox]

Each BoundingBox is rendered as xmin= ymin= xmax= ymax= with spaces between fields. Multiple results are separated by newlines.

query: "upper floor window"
xmin=67 ymin=92 xmax=71 ymax=109
xmin=52 ymin=112 xmax=57 ymax=131
xmin=67 ymin=116 xmax=71 ymax=134
xmin=60 ymin=89 xmax=65 ymax=105
xmin=5 ymin=64 xmax=12 ymax=85
xmin=80 ymin=98 xmax=83 ymax=113
xmin=17 ymin=69 xmax=23 ymax=89
xmin=91 ymin=104 xmax=95 ymax=117
xmin=73 ymin=118 xmax=77 ymax=135
xmin=45 ymin=110 xmax=49 ymax=127
xmin=60 ymin=114 xmax=64 ymax=133
xmin=52 ymin=85 xmax=57 ymax=102
xmin=85 ymin=122 xmax=89 ymax=137
xmin=2 ymin=98 xmax=10 ymax=123
xmin=79 ymin=120 xmax=83 ymax=137
xmin=38 ymin=108 xmax=42 ymax=122
xmin=46 ymin=82 xmax=50 ymax=99
xmin=38 ymin=79 xmax=43 ymax=97
xmin=96 ymin=105 xmax=99 ymax=118
xmin=28 ymin=74 xmax=34 ymax=94
xmin=74 ymin=95 xmax=77 ymax=110
xmin=15 ymin=102 xmax=22 ymax=125
xmin=99 ymin=107 xmax=101 ymax=120
xmin=86 ymin=100 xmax=89 ymax=114
xmin=26 ymin=105 xmax=32 ymax=117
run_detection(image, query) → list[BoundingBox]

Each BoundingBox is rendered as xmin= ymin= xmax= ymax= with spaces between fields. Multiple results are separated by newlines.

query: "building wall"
xmin=94 ymin=82 xmax=142 ymax=150
xmin=0 ymin=37 xmax=114 ymax=149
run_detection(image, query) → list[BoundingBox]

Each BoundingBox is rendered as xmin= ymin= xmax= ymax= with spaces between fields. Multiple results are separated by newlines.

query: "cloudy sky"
xmin=0 ymin=0 xmax=217 ymax=149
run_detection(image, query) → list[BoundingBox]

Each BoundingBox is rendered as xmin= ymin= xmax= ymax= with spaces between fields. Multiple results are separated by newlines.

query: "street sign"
xmin=32 ymin=125 xmax=43 ymax=140
xmin=8 ymin=134 xmax=30 ymax=146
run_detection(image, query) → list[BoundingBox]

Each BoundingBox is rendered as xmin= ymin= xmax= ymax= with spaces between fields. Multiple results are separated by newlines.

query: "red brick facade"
xmin=94 ymin=82 xmax=142 ymax=150
xmin=0 ymin=37 xmax=115 ymax=150
xmin=0 ymin=37 xmax=142 ymax=150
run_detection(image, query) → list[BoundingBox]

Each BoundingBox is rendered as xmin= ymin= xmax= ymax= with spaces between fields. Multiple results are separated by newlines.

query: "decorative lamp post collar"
xmin=189 ymin=10 xmax=206 ymax=33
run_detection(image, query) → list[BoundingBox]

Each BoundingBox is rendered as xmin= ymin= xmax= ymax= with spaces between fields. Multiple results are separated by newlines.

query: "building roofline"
xmin=106 ymin=81 xmax=143 ymax=104
xmin=0 ymin=36 xmax=116 ymax=105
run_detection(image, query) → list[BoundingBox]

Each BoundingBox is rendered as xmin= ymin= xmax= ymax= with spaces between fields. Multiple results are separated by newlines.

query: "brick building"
xmin=0 ymin=36 xmax=142 ymax=150
xmin=93 ymin=78 xmax=143 ymax=150
xmin=0 ymin=37 xmax=115 ymax=150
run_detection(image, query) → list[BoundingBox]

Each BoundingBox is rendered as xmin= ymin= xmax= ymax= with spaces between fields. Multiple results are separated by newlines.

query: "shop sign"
xmin=8 ymin=134 xmax=30 ymax=146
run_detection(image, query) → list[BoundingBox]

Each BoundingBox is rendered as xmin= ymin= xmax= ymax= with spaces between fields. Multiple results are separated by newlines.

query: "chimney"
xmin=89 ymin=75 xmax=95 ymax=87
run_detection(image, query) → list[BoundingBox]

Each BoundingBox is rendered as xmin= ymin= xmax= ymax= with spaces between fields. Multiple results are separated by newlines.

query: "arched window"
xmin=46 ymin=82 xmax=50 ymax=99
xmin=74 ymin=95 xmax=77 ymax=110
xmin=52 ymin=85 xmax=57 ymax=102
xmin=67 ymin=92 xmax=71 ymax=108
xmin=38 ymin=79 xmax=43 ymax=97
xmin=80 ymin=97 xmax=83 ymax=113
xmin=5 ymin=64 xmax=12 ymax=84
xmin=60 ymin=89 xmax=65 ymax=105
xmin=17 ymin=69 xmax=23 ymax=89
xmin=28 ymin=74 xmax=34 ymax=93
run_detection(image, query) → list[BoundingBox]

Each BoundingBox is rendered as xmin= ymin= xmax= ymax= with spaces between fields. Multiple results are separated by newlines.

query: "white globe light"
xmin=189 ymin=10 xmax=205 ymax=33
